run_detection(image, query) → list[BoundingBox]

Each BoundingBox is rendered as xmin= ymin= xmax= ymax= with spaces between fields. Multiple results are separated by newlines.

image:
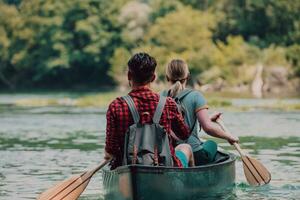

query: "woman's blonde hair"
xmin=166 ymin=59 xmax=190 ymax=97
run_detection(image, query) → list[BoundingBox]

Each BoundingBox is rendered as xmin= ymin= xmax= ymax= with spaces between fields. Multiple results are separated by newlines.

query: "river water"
xmin=0 ymin=95 xmax=299 ymax=200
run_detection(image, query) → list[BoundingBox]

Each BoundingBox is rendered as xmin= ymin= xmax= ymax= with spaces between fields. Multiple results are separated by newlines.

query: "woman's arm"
xmin=196 ymin=109 xmax=239 ymax=144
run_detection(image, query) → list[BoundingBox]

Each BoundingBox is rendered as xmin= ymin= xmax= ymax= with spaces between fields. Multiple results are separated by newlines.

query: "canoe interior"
xmin=102 ymin=151 xmax=236 ymax=200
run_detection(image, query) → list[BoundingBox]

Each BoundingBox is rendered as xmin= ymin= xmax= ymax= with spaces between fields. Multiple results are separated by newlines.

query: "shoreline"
xmin=0 ymin=92 xmax=299 ymax=111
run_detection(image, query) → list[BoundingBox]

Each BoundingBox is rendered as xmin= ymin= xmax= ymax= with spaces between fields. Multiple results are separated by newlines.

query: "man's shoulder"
xmin=108 ymin=96 xmax=126 ymax=110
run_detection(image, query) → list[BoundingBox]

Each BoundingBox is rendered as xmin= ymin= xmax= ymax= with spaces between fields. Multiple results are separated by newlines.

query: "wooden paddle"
xmin=215 ymin=118 xmax=271 ymax=186
xmin=38 ymin=159 xmax=110 ymax=200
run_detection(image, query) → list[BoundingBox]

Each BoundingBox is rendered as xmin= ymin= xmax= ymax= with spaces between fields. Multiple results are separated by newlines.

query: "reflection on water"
xmin=0 ymin=100 xmax=299 ymax=200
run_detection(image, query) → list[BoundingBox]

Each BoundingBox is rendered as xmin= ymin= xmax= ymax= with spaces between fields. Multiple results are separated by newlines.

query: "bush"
xmin=286 ymin=45 xmax=300 ymax=77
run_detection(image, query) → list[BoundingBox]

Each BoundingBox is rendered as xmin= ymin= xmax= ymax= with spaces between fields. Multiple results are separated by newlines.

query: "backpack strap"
xmin=175 ymin=88 xmax=193 ymax=101
xmin=160 ymin=90 xmax=168 ymax=97
xmin=190 ymin=117 xmax=197 ymax=133
xmin=122 ymin=95 xmax=140 ymax=124
xmin=152 ymin=95 xmax=167 ymax=124
xmin=175 ymin=89 xmax=198 ymax=134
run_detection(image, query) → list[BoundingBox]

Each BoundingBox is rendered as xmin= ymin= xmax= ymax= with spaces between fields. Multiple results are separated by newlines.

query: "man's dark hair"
xmin=128 ymin=52 xmax=157 ymax=84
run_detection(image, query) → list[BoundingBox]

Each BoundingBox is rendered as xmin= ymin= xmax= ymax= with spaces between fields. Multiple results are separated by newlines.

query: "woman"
xmin=163 ymin=59 xmax=239 ymax=165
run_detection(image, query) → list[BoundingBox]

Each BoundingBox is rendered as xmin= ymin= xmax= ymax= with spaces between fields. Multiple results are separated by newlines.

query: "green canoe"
xmin=102 ymin=151 xmax=236 ymax=200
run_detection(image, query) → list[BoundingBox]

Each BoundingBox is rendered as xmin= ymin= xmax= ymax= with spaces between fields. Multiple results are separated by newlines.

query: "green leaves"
xmin=0 ymin=0 xmax=127 ymax=88
xmin=286 ymin=45 xmax=300 ymax=76
xmin=136 ymin=6 xmax=216 ymax=77
xmin=0 ymin=0 xmax=299 ymax=90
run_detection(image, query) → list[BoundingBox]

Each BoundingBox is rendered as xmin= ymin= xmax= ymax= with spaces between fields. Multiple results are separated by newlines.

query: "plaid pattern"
xmin=105 ymin=86 xmax=190 ymax=169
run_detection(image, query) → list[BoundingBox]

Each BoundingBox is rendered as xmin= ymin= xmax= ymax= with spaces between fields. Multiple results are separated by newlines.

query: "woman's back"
xmin=164 ymin=59 xmax=239 ymax=166
xmin=162 ymin=89 xmax=208 ymax=152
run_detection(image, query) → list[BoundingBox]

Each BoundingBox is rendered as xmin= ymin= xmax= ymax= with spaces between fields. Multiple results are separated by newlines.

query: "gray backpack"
xmin=122 ymin=95 xmax=173 ymax=166
xmin=163 ymin=89 xmax=197 ymax=134
xmin=173 ymin=89 xmax=193 ymax=119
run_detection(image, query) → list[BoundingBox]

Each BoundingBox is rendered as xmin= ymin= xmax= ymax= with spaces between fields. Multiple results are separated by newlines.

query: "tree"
xmin=0 ymin=0 xmax=130 ymax=89
xmin=119 ymin=1 xmax=152 ymax=44
xmin=0 ymin=2 xmax=34 ymax=89
xmin=212 ymin=0 xmax=300 ymax=47
xmin=138 ymin=6 xmax=216 ymax=79
xmin=109 ymin=47 xmax=131 ymax=87
xmin=286 ymin=45 xmax=300 ymax=77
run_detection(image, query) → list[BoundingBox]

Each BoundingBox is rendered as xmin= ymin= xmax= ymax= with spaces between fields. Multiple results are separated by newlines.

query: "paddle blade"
xmin=38 ymin=170 xmax=92 ymax=200
xmin=241 ymin=155 xmax=271 ymax=186
xmin=38 ymin=160 xmax=110 ymax=200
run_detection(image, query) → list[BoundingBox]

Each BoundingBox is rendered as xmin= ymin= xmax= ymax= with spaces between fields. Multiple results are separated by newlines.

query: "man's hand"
xmin=210 ymin=112 xmax=222 ymax=122
xmin=104 ymin=151 xmax=113 ymax=161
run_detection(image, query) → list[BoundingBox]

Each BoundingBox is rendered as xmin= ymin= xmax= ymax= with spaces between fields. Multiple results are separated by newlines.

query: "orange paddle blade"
xmin=37 ymin=170 xmax=92 ymax=200
xmin=215 ymin=118 xmax=272 ymax=186
xmin=38 ymin=160 xmax=110 ymax=200
xmin=241 ymin=155 xmax=271 ymax=186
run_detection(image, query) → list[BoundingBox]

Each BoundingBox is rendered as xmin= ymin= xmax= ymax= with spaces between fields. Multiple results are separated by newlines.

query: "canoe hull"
xmin=102 ymin=153 xmax=236 ymax=200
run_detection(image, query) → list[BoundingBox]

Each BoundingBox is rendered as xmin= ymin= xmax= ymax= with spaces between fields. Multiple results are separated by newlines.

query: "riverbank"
xmin=0 ymin=92 xmax=299 ymax=111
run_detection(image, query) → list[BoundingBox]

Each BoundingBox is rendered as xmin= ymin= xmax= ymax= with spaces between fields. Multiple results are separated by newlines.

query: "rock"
xmin=263 ymin=66 xmax=293 ymax=95
xmin=251 ymin=64 xmax=264 ymax=98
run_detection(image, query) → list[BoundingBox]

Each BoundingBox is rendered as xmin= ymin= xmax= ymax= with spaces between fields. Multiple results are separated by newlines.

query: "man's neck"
xmin=131 ymin=82 xmax=151 ymax=90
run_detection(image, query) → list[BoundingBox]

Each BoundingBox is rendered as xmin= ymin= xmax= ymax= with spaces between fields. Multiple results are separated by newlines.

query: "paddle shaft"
xmin=215 ymin=118 xmax=244 ymax=156
xmin=91 ymin=159 xmax=111 ymax=175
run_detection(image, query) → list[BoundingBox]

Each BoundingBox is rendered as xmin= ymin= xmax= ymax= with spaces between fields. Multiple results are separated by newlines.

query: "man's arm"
xmin=105 ymin=102 xmax=118 ymax=160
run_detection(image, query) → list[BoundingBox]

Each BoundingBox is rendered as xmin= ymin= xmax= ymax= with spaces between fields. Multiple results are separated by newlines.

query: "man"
xmin=104 ymin=52 xmax=193 ymax=169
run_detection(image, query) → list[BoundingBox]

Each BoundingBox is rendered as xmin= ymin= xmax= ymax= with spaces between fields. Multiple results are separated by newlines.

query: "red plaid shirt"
xmin=105 ymin=86 xmax=190 ymax=169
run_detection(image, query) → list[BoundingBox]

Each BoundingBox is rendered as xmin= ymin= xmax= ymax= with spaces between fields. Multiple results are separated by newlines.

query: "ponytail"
xmin=166 ymin=59 xmax=190 ymax=97
xmin=169 ymin=80 xmax=184 ymax=97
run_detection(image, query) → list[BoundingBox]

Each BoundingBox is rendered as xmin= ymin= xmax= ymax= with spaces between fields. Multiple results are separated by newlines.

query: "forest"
xmin=0 ymin=0 xmax=299 ymax=95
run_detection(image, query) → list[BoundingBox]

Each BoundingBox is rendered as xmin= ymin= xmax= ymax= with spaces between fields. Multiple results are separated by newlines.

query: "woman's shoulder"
xmin=186 ymin=89 xmax=206 ymax=101
xmin=159 ymin=88 xmax=206 ymax=103
xmin=185 ymin=89 xmax=208 ymax=111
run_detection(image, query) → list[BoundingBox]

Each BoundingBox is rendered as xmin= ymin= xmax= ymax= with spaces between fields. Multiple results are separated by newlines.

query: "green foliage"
xmin=199 ymin=36 xmax=259 ymax=85
xmin=0 ymin=0 xmax=128 ymax=89
xmin=148 ymin=0 xmax=182 ymax=21
xmin=212 ymin=0 xmax=300 ymax=47
xmin=214 ymin=36 xmax=259 ymax=67
xmin=118 ymin=1 xmax=151 ymax=44
xmin=178 ymin=0 xmax=215 ymax=10
xmin=2 ymin=0 xmax=21 ymax=5
xmin=286 ymin=45 xmax=300 ymax=77
xmin=207 ymin=98 xmax=232 ymax=107
xmin=109 ymin=48 xmax=131 ymax=85
xmin=0 ymin=2 xmax=33 ymax=89
xmin=138 ymin=6 xmax=216 ymax=77
xmin=262 ymin=46 xmax=289 ymax=67
xmin=0 ymin=0 xmax=299 ymax=90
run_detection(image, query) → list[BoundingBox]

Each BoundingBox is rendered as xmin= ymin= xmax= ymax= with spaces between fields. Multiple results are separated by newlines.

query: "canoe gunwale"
xmin=103 ymin=152 xmax=236 ymax=174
